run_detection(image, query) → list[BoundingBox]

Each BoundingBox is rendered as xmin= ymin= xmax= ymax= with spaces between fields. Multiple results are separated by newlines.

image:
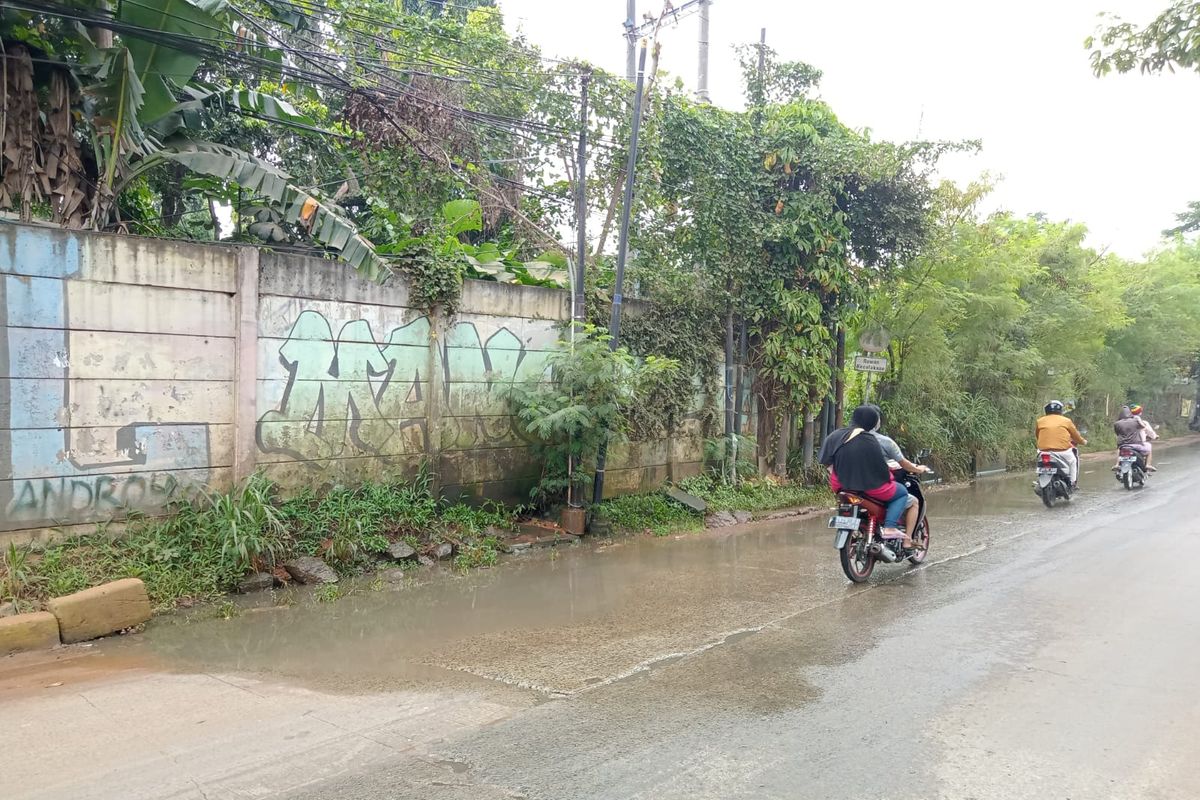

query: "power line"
xmin=20 ymin=1 xmax=627 ymax=151
xmin=245 ymin=0 xmax=581 ymax=68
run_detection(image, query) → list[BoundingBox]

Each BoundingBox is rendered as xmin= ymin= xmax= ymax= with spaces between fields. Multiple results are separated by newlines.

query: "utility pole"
xmin=756 ymin=27 xmax=766 ymax=106
xmin=834 ymin=326 xmax=846 ymax=425
xmin=724 ymin=299 xmax=735 ymax=482
xmin=593 ymin=42 xmax=649 ymax=505
xmin=697 ymin=0 xmax=711 ymax=102
xmin=625 ymin=0 xmax=637 ymax=81
xmin=567 ymin=67 xmax=590 ymax=516
xmin=573 ymin=69 xmax=590 ymax=325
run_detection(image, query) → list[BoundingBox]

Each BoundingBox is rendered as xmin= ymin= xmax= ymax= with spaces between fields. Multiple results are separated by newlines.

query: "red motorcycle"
xmin=827 ymin=450 xmax=934 ymax=583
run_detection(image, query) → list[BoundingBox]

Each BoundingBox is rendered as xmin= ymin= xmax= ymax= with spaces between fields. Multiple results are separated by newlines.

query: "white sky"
xmin=499 ymin=0 xmax=1200 ymax=258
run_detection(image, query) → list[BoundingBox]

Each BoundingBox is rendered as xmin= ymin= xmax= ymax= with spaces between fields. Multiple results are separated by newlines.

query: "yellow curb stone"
xmin=47 ymin=578 xmax=151 ymax=644
xmin=0 ymin=612 xmax=61 ymax=656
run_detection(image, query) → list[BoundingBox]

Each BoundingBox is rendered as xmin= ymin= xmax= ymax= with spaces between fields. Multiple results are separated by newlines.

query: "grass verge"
xmin=595 ymin=475 xmax=833 ymax=536
xmin=1 ymin=472 xmax=515 ymax=613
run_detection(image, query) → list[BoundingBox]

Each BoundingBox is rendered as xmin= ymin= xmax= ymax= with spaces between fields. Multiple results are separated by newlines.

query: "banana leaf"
xmin=116 ymin=0 xmax=228 ymax=124
xmin=130 ymin=140 xmax=388 ymax=281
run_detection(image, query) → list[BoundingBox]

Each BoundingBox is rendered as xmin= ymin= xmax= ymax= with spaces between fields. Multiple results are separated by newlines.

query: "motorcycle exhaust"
xmin=869 ymin=542 xmax=899 ymax=563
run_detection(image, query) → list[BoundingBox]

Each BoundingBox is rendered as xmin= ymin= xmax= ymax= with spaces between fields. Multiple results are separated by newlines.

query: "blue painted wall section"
xmin=1 ymin=227 xmax=214 ymax=532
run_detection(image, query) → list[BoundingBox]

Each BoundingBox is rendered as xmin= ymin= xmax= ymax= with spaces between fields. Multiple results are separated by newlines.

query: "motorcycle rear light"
xmin=1040 ymin=453 xmax=1052 ymax=465
xmin=1119 ymin=448 xmax=1133 ymax=456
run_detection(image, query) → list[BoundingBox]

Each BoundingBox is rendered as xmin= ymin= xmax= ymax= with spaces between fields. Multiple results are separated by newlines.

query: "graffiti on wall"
xmin=256 ymin=309 xmax=550 ymax=468
xmin=2 ymin=229 xmax=213 ymax=532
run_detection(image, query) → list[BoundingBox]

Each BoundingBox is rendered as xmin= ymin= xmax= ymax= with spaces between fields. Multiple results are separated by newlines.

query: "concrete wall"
xmin=1 ymin=224 xmax=706 ymax=543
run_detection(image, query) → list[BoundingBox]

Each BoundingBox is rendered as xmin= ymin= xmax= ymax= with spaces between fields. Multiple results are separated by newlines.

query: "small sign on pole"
xmin=854 ymin=355 xmax=888 ymax=374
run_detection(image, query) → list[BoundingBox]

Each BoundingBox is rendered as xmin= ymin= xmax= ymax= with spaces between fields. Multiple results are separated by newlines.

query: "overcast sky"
xmin=499 ymin=0 xmax=1200 ymax=258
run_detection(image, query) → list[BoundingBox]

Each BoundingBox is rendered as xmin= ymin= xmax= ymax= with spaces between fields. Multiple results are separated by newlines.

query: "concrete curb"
xmin=46 ymin=578 xmax=152 ymax=645
xmin=0 ymin=612 xmax=61 ymax=656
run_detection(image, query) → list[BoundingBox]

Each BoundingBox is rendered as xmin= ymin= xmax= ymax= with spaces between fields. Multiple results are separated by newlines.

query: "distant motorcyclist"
xmin=1036 ymin=400 xmax=1087 ymax=488
xmin=818 ymin=405 xmax=914 ymax=548
xmin=1131 ymin=404 xmax=1159 ymax=471
xmin=1114 ymin=405 xmax=1150 ymax=467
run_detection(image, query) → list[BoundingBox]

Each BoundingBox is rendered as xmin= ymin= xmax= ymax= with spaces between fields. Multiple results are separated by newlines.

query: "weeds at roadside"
xmin=453 ymin=536 xmax=502 ymax=571
xmin=1 ymin=541 xmax=41 ymax=607
xmin=594 ymin=494 xmax=701 ymax=536
xmin=678 ymin=474 xmax=831 ymax=513
xmin=594 ymin=475 xmax=832 ymax=538
xmin=3 ymin=469 xmax=518 ymax=614
xmin=314 ymin=583 xmax=343 ymax=603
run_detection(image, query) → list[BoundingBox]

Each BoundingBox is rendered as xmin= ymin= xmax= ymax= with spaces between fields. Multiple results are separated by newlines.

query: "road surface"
xmin=3 ymin=444 xmax=1200 ymax=800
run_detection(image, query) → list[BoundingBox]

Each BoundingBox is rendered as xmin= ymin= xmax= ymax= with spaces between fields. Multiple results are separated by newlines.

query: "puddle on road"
xmin=62 ymin=449 xmax=1198 ymax=695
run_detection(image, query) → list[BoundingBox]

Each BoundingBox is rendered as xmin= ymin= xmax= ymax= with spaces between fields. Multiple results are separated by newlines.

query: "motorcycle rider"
xmin=1035 ymin=400 xmax=1087 ymax=488
xmin=1130 ymin=404 xmax=1159 ymax=471
xmin=818 ymin=405 xmax=914 ymax=547
xmin=1114 ymin=406 xmax=1151 ymax=470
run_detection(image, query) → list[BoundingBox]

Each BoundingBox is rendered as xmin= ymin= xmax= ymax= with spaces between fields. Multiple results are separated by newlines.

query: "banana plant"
xmin=2 ymin=0 xmax=388 ymax=280
xmin=122 ymin=140 xmax=388 ymax=280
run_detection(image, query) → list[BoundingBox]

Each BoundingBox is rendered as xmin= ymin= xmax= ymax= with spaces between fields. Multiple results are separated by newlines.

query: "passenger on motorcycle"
xmin=873 ymin=429 xmax=933 ymax=537
xmin=1035 ymin=400 xmax=1087 ymax=488
xmin=1131 ymin=404 xmax=1159 ymax=471
xmin=818 ymin=405 xmax=915 ymax=548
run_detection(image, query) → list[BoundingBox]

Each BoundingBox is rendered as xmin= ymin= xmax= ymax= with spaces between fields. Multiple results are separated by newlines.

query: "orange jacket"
xmin=1036 ymin=414 xmax=1085 ymax=451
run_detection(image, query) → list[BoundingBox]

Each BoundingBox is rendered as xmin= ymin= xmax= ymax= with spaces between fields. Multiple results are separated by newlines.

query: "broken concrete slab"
xmin=47 ymin=579 xmax=151 ymax=644
xmin=664 ymin=487 xmax=707 ymax=513
xmin=503 ymin=530 xmax=580 ymax=550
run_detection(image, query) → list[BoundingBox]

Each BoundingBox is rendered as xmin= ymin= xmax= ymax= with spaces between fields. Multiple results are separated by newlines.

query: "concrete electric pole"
xmin=697 ymin=0 xmax=711 ymax=102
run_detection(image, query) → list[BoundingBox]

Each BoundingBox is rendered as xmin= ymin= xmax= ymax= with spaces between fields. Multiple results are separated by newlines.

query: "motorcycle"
xmin=1034 ymin=449 xmax=1075 ymax=508
xmin=1114 ymin=446 xmax=1147 ymax=490
xmin=828 ymin=449 xmax=934 ymax=583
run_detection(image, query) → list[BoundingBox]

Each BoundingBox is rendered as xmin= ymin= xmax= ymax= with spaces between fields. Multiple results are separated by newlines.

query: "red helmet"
xmin=1130 ymin=404 xmax=1143 ymax=415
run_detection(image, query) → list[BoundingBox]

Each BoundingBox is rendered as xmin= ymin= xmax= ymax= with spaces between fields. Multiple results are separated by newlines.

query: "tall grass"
xmin=2 ymin=470 xmax=517 ymax=612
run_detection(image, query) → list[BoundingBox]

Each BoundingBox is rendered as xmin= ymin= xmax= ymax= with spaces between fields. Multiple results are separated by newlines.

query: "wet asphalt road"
xmin=4 ymin=443 xmax=1200 ymax=800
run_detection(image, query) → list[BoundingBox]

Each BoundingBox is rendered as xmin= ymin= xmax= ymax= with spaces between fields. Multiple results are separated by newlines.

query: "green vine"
xmin=389 ymin=235 xmax=464 ymax=313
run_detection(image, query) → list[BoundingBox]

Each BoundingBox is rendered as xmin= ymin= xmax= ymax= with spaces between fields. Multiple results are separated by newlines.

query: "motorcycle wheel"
xmin=1041 ymin=483 xmax=1057 ymax=508
xmin=908 ymin=517 xmax=931 ymax=564
xmin=1124 ymin=471 xmax=1134 ymax=490
xmin=839 ymin=527 xmax=875 ymax=583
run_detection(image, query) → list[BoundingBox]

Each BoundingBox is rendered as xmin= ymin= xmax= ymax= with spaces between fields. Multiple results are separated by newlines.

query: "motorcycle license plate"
xmin=830 ymin=515 xmax=860 ymax=530
xmin=1036 ymin=467 xmax=1057 ymax=474
xmin=1119 ymin=458 xmax=1136 ymax=465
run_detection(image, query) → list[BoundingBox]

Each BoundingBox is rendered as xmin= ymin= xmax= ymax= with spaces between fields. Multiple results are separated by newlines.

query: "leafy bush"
xmin=507 ymin=324 xmax=679 ymax=509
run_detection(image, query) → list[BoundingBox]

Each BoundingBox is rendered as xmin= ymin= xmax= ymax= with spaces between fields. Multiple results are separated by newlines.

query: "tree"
xmin=1087 ymin=2 xmax=1200 ymax=76
xmin=1088 ymin=2 xmax=1200 ymax=428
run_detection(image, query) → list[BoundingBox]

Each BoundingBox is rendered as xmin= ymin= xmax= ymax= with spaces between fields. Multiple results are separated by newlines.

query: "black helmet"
xmin=1044 ymin=400 xmax=1064 ymax=414
xmin=850 ymin=405 xmax=881 ymax=431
